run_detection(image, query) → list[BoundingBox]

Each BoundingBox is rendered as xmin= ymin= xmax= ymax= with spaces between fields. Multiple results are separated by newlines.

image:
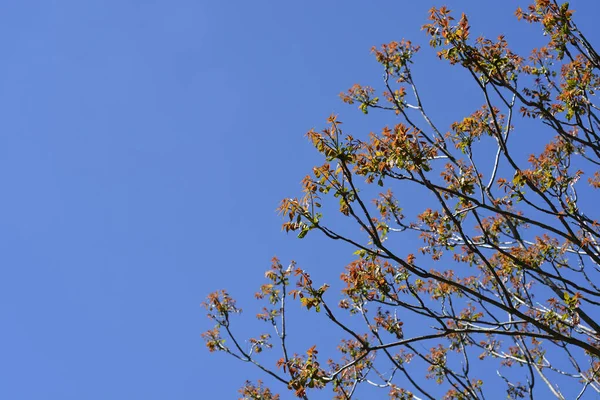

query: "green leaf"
xmin=298 ymin=228 xmax=309 ymax=239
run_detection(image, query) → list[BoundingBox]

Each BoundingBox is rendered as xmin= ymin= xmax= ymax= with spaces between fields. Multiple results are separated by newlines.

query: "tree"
xmin=203 ymin=1 xmax=600 ymax=398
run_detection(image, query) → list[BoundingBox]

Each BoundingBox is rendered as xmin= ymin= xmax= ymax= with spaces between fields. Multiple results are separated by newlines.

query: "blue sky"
xmin=1 ymin=1 xmax=598 ymax=399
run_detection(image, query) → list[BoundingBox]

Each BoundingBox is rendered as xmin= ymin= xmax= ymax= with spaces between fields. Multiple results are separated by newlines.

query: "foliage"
xmin=203 ymin=1 xmax=600 ymax=398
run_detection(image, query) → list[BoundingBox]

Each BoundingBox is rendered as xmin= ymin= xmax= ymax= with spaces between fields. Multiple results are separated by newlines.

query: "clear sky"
xmin=1 ymin=1 xmax=598 ymax=399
